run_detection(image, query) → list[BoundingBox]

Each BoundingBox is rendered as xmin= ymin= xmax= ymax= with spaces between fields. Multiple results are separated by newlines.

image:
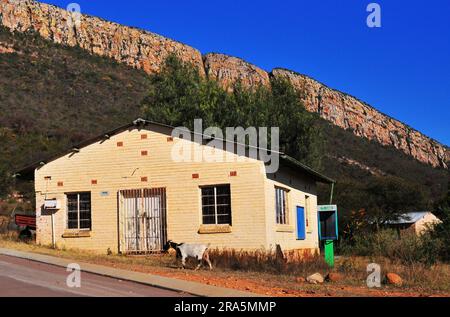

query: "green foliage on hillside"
xmin=340 ymin=176 xmax=427 ymax=224
xmin=320 ymin=119 xmax=448 ymax=200
xmin=141 ymin=55 xmax=323 ymax=169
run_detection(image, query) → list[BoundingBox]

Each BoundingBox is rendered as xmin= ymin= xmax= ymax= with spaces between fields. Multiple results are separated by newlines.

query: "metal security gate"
xmin=119 ymin=188 xmax=167 ymax=254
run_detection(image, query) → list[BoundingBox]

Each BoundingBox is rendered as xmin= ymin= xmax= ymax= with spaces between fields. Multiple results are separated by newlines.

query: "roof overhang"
xmin=15 ymin=119 xmax=335 ymax=185
xmin=279 ymin=155 xmax=335 ymax=184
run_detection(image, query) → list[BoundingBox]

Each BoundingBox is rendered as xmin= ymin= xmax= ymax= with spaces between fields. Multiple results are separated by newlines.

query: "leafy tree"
xmin=333 ymin=175 xmax=430 ymax=246
xmin=266 ymin=78 xmax=323 ymax=169
xmin=365 ymin=176 xmax=428 ymax=228
xmin=140 ymin=55 xmax=323 ymax=169
xmin=141 ymin=55 xmax=224 ymax=128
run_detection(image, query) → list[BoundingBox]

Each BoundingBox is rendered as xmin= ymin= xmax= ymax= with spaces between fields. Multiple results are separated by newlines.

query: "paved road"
xmin=0 ymin=255 xmax=192 ymax=297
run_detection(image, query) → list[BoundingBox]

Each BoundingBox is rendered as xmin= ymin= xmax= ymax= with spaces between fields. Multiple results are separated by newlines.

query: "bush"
xmin=386 ymin=233 xmax=442 ymax=266
xmin=340 ymin=229 xmax=442 ymax=266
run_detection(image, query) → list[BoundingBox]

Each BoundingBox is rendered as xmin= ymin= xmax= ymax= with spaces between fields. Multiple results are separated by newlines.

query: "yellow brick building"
xmin=17 ymin=119 xmax=334 ymax=255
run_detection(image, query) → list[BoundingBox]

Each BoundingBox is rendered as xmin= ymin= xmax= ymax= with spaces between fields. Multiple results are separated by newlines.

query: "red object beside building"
xmin=15 ymin=214 xmax=36 ymax=230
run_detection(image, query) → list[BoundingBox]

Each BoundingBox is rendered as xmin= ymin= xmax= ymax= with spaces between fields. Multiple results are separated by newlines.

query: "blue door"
xmin=297 ymin=206 xmax=306 ymax=240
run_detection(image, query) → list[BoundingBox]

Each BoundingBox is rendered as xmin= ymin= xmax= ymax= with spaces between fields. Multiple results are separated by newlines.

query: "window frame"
xmin=275 ymin=186 xmax=289 ymax=225
xmin=305 ymin=194 xmax=312 ymax=233
xmin=200 ymin=184 xmax=232 ymax=225
xmin=66 ymin=192 xmax=92 ymax=231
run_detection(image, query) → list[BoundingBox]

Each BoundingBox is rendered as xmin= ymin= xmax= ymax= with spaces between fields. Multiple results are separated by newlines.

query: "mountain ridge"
xmin=0 ymin=0 xmax=448 ymax=168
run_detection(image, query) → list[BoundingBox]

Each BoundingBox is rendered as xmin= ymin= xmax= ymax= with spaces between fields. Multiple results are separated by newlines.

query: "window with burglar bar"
xmin=67 ymin=192 xmax=91 ymax=230
xmin=201 ymin=185 xmax=232 ymax=225
xmin=275 ymin=187 xmax=289 ymax=225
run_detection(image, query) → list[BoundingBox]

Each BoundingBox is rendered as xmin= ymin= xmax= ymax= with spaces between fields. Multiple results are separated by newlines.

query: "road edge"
xmin=0 ymin=247 xmax=262 ymax=297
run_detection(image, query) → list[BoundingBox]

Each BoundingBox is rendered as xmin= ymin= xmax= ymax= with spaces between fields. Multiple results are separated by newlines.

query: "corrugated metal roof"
xmin=386 ymin=212 xmax=430 ymax=225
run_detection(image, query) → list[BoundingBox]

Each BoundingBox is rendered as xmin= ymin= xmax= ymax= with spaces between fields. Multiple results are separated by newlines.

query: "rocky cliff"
xmin=203 ymin=53 xmax=271 ymax=91
xmin=1 ymin=0 xmax=448 ymax=168
xmin=271 ymin=69 xmax=449 ymax=169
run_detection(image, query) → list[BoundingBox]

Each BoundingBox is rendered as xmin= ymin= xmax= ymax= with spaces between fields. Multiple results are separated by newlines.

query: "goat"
xmin=163 ymin=240 xmax=212 ymax=270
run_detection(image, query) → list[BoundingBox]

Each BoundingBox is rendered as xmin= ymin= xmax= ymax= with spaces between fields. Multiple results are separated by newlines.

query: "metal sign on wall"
xmin=318 ymin=205 xmax=337 ymax=212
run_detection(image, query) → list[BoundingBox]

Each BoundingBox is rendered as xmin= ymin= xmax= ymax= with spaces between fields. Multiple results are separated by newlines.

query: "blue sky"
xmin=40 ymin=0 xmax=450 ymax=145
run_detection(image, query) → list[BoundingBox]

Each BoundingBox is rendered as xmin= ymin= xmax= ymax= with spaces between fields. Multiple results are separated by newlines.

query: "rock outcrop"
xmin=272 ymin=69 xmax=449 ymax=168
xmin=1 ymin=0 xmax=448 ymax=168
xmin=203 ymin=53 xmax=270 ymax=91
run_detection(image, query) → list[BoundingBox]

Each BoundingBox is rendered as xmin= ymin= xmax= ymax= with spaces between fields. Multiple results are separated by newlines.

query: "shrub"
xmin=340 ymin=229 xmax=442 ymax=265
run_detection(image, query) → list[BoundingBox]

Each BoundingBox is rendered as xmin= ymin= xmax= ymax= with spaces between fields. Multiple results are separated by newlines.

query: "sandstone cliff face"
xmin=1 ymin=0 xmax=448 ymax=168
xmin=203 ymin=53 xmax=270 ymax=91
xmin=271 ymin=69 xmax=449 ymax=168
xmin=0 ymin=0 xmax=204 ymax=75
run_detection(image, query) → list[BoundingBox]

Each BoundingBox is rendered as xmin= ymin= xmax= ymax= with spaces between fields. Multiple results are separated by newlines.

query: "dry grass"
xmin=335 ymin=256 xmax=450 ymax=292
xmin=342 ymin=257 xmax=450 ymax=292
xmin=208 ymin=248 xmax=329 ymax=275
xmin=1 ymin=235 xmax=449 ymax=296
xmin=0 ymin=215 xmax=10 ymax=234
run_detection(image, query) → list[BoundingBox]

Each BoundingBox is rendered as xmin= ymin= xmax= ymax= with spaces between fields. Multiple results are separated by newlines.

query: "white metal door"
xmin=119 ymin=188 xmax=167 ymax=253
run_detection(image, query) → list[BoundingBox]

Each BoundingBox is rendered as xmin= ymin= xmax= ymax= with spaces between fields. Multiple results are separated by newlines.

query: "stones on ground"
xmin=325 ymin=272 xmax=344 ymax=282
xmin=296 ymin=276 xmax=306 ymax=283
xmin=306 ymin=273 xmax=324 ymax=284
xmin=385 ymin=273 xmax=403 ymax=286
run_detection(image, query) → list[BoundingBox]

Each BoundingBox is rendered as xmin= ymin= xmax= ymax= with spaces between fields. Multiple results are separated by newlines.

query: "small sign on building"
xmin=44 ymin=199 xmax=61 ymax=210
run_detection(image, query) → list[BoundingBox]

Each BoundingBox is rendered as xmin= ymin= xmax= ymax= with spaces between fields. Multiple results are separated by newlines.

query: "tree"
xmin=332 ymin=175 xmax=430 ymax=245
xmin=266 ymin=77 xmax=323 ymax=169
xmin=365 ymin=176 xmax=429 ymax=228
xmin=140 ymin=55 xmax=227 ymax=128
xmin=140 ymin=55 xmax=324 ymax=169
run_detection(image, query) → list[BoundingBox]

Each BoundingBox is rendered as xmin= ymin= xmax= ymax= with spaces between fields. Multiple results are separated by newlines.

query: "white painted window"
xmin=201 ymin=185 xmax=232 ymax=225
xmin=275 ymin=187 xmax=288 ymax=225
xmin=67 ymin=192 xmax=91 ymax=230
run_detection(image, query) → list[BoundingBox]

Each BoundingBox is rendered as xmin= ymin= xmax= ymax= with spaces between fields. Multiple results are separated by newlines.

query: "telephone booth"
xmin=318 ymin=205 xmax=338 ymax=267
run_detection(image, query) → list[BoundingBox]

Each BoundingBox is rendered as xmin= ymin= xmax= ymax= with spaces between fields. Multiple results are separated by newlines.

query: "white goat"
xmin=164 ymin=240 xmax=213 ymax=270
